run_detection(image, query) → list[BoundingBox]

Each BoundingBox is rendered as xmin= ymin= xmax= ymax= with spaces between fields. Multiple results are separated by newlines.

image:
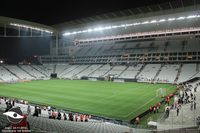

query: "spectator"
xmin=5 ymin=102 xmax=9 ymax=112
xmin=75 ymin=113 xmax=78 ymax=122
xmin=27 ymin=105 xmax=31 ymax=115
xmin=85 ymin=115 xmax=88 ymax=122
xmin=12 ymin=100 xmax=15 ymax=106
xmin=57 ymin=111 xmax=61 ymax=120
xmin=48 ymin=110 xmax=52 ymax=119
xmin=135 ymin=117 xmax=140 ymax=125
xmin=158 ymin=102 xmax=161 ymax=108
xmin=194 ymin=87 xmax=197 ymax=92
xmin=80 ymin=114 xmax=83 ymax=122
xmin=156 ymin=105 xmax=159 ymax=113
xmin=63 ymin=113 xmax=67 ymax=120
xmin=153 ymin=106 xmax=156 ymax=113
xmin=33 ymin=106 xmax=39 ymax=117
xmin=69 ymin=112 xmax=73 ymax=121
xmin=190 ymin=102 xmax=193 ymax=110
xmin=52 ymin=110 xmax=57 ymax=119
xmin=149 ymin=106 xmax=152 ymax=113
xmin=165 ymin=107 xmax=170 ymax=118
xmin=194 ymin=101 xmax=196 ymax=110
xmin=177 ymin=105 xmax=180 ymax=116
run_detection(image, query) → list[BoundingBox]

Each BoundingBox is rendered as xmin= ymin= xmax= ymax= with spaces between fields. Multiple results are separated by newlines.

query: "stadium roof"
xmin=54 ymin=0 xmax=200 ymax=32
xmin=0 ymin=16 xmax=57 ymax=34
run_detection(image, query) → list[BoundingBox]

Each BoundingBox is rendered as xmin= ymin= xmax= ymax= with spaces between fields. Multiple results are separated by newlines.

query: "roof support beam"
xmin=157 ymin=4 xmax=162 ymax=10
xmin=169 ymin=2 xmax=173 ymax=9
xmin=119 ymin=11 xmax=127 ymax=16
xmin=147 ymin=6 xmax=153 ymax=12
xmin=137 ymin=8 xmax=143 ymax=13
xmin=180 ymin=0 xmax=184 ymax=7
xmin=127 ymin=9 xmax=134 ymax=15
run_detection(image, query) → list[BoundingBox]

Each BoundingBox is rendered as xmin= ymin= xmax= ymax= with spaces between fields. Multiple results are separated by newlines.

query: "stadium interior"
xmin=0 ymin=0 xmax=200 ymax=133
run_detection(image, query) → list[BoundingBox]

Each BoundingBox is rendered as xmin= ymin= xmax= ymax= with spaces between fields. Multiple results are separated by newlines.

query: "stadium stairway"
xmin=174 ymin=64 xmax=183 ymax=83
xmin=31 ymin=65 xmax=49 ymax=77
xmin=153 ymin=64 xmax=164 ymax=82
xmin=53 ymin=64 xmax=56 ymax=74
xmin=135 ymin=64 xmax=145 ymax=79
xmin=18 ymin=65 xmax=37 ymax=79
xmin=118 ymin=65 xmax=129 ymax=78
xmin=73 ymin=65 xmax=91 ymax=78
xmin=3 ymin=65 xmax=21 ymax=80
xmin=157 ymin=81 xmax=200 ymax=130
xmin=59 ymin=65 xmax=80 ymax=78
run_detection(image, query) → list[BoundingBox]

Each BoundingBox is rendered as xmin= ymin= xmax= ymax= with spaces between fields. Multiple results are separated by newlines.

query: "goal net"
xmin=156 ymin=88 xmax=166 ymax=97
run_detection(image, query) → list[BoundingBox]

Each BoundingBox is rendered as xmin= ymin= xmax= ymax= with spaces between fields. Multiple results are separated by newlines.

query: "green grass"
xmin=0 ymin=80 xmax=176 ymax=121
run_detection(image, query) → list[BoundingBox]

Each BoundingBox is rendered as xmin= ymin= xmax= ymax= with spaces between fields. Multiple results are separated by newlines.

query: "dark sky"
xmin=0 ymin=0 xmax=175 ymax=25
xmin=0 ymin=0 xmax=176 ymax=64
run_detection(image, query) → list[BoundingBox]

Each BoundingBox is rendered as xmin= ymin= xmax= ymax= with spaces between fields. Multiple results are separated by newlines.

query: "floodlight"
xmin=168 ymin=18 xmax=175 ymax=21
xmin=150 ymin=20 xmax=157 ymax=23
xmin=142 ymin=21 xmax=149 ymax=24
xmin=120 ymin=24 xmax=126 ymax=27
xmin=63 ymin=32 xmax=71 ymax=36
xmin=187 ymin=15 xmax=197 ymax=19
xmin=159 ymin=19 xmax=166 ymax=22
xmin=104 ymin=26 xmax=112 ymax=29
xmin=177 ymin=17 xmax=185 ymax=20
xmin=87 ymin=29 xmax=93 ymax=32
xmin=133 ymin=22 xmax=140 ymax=25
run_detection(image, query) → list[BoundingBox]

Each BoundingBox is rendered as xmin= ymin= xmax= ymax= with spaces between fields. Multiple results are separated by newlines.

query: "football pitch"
xmin=0 ymin=80 xmax=176 ymax=120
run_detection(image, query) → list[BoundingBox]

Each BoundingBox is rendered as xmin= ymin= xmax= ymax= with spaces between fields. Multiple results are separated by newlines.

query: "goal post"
xmin=156 ymin=88 xmax=166 ymax=97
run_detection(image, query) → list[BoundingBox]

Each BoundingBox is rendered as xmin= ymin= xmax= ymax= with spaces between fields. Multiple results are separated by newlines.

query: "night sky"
xmin=0 ymin=0 xmax=175 ymax=64
xmin=0 ymin=0 xmax=175 ymax=25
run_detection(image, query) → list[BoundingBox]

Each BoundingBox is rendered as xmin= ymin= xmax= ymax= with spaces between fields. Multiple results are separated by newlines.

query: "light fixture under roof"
xmin=10 ymin=23 xmax=53 ymax=34
xmin=63 ymin=14 xmax=200 ymax=36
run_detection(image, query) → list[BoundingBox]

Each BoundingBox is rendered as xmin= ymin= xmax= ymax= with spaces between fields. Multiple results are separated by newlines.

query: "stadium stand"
xmin=177 ymin=64 xmax=198 ymax=83
xmin=0 ymin=66 xmax=19 ymax=82
xmin=19 ymin=65 xmax=46 ymax=79
xmin=119 ymin=64 xmax=143 ymax=79
xmin=157 ymin=81 xmax=200 ymax=131
xmin=155 ymin=64 xmax=180 ymax=83
xmin=89 ymin=64 xmax=112 ymax=78
xmin=1 ymin=1 xmax=200 ymax=132
xmin=137 ymin=64 xmax=161 ymax=82
xmin=0 ymin=98 xmax=145 ymax=133
xmin=5 ymin=65 xmax=34 ymax=80
xmin=76 ymin=64 xmax=102 ymax=79
xmin=104 ymin=65 xmax=127 ymax=78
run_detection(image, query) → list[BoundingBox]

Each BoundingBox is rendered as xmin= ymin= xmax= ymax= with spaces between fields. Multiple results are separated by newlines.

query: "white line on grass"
xmin=124 ymin=96 xmax=157 ymax=118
